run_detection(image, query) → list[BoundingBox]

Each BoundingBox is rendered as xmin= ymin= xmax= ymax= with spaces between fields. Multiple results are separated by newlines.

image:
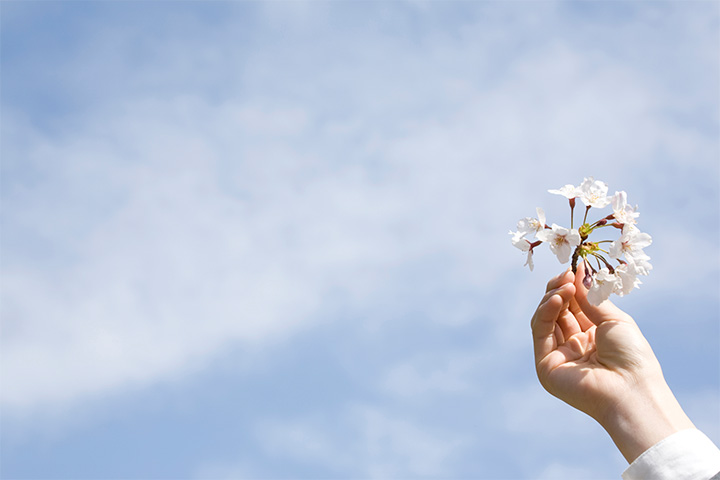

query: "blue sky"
xmin=1 ymin=1 xmax=718 ymax=478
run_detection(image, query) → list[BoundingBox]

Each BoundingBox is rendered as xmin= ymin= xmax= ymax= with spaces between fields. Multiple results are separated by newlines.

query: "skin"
xmin=531 ymin=263 xmax=695 ymax=463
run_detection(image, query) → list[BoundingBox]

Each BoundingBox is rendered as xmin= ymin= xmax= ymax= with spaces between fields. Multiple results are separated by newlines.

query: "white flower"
xmin=514 ymin=207 xmax=546 ymax=239
xmin=627 ymin=251 xmax=653 ymax=276
xmin=536 ymin=224 xmax=581 ymax=264
xmin=577 ymin=177 xmax=611 ymax=208
xmin=511 ymin=235 xmax=529 ymax=250
xmin=614 ymin=263 xmax=642 ymax=296
xmin=513 ymin=179 xmax=652 ymax=304
xmin=587 ymin=268 xmax=620 ymax=306
xmin=609 ymin=225 xmax=652 ymax=262
xmin=611 ymin=191 xmax=639 ymax=225
xmin=511 ymin=236 xmax=535 ymax=271
xmin=548 ymin=184 xmax=580 ymax=199
xmin=524 ymin=250 xmax=535 ymax=271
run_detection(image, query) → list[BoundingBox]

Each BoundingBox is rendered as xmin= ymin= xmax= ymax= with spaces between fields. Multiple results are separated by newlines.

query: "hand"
xmin=531 ymin=263 xmax=694 ymax=462
xmin=531 ymin=264 xmax=659 ymax=421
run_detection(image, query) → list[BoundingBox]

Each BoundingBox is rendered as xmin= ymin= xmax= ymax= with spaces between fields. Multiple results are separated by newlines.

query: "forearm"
xmin=597 ymin=379 xmax=695 ymax=463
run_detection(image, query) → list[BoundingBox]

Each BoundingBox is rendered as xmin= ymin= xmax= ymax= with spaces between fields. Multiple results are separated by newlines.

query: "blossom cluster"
xmin=510 ymin=177 xmax=652 ymax=305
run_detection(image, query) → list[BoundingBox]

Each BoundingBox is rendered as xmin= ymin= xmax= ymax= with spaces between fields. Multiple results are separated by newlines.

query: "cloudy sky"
xmin=1 ymin=1 xmax=718 ymax=478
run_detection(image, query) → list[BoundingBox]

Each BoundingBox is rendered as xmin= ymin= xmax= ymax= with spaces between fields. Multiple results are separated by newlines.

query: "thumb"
xmin=573 ymin=261 xmax=631 ymax=326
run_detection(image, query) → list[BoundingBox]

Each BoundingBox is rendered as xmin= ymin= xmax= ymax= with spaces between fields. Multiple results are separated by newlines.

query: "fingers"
xmin=532 ymin=280 xmax=575 ymax=365
xmin=573 ymin=262 xmax=633 ymax=326
xmin=556 ymin=306 xmax=583 ymax=339
xmin=532 ymin=269 xmax=575 ymax=334
xmin=545 ymin=268 xmax=574 ymax=293
xmin=569 ymin=295 xmax=596 ymax=332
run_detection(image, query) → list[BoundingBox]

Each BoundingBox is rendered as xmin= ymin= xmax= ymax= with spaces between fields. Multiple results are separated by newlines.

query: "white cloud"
xmin=1 ymin=5 xmax=717 ymax=480
xmin=1 ymin=2 xmax=717 ymax=427
xmin=381 ymin=350 xmax=490 ymax=398
xmin=252 ymin=404 xmax=470 ymax=478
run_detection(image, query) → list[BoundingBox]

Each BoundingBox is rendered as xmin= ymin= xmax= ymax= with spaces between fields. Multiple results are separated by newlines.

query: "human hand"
xmin=531 ymin=263 xmax=694 ymax=462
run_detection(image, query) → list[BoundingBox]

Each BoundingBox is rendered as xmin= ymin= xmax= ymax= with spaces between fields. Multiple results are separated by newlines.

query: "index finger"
xmin=532 ymin=282 xmax=575 ymax=365
xmin=545 ymin=268 xmax=575 ymax=293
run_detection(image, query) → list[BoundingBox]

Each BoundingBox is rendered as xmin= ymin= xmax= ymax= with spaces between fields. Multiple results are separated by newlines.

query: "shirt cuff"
xmin=622 ymin=429 xmax=720 ymax=480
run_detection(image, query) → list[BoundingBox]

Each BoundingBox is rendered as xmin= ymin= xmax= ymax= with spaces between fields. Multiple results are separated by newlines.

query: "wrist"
xmin=597 ymin=378 xmax=695 ymax=463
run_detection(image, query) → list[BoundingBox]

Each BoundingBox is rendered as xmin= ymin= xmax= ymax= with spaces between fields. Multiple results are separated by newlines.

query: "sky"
xmin=1 ymin=1 xmax=718 ymax=479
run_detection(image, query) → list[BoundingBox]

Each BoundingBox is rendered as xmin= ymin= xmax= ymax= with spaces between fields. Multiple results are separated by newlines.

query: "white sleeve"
xmin=622 ymin=429 xmax=720 ymax=480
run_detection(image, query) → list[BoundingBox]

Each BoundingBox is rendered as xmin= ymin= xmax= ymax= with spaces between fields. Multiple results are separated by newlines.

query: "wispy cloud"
xmin=1 ymin=2 xmax=717 ymax=478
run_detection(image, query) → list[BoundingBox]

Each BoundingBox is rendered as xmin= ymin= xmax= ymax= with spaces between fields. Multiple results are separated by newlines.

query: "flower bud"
xmin=583 ymin=269 xmax=593 ymax=289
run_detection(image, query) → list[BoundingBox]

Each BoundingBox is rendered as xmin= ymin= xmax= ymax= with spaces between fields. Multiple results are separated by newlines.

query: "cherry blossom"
xmin=536 ymin=224 xmax=581 ymax=264
xmin=611 ymin=191 xmax=639 ymax=226
xmin=524 ymin=249 xmax=535 ymax=271
xmin=577 ymin=177 xmax=611 ymax=208
xmin=627 ymin=251 xmax=653 ymax=276
xmin=513 ymin=207 xmax=546 ymax=239
xmin=511 ymin=236 xmax=535 ymax=271
xmin=548 ymin=184 xmax=579 ymax=199
xmin=614 ymin=262 xmax=642 ymax=297
xmin=587 ymin=268 xmax=619 ymax=305
xmin=608 ymin=225 xmax=652 ymax=262
xmin=511 ymin=178 xmax=652 ymax=304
